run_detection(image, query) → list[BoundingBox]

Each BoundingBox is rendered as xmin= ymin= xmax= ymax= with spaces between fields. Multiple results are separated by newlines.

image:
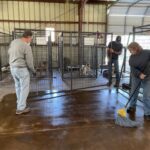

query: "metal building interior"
xmin=0 ymin=0 xmax=150 ymax=149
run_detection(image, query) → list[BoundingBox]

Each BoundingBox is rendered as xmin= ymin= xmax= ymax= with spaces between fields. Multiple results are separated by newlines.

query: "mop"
xmin=115 ymin=81 xmax=142 ymax=127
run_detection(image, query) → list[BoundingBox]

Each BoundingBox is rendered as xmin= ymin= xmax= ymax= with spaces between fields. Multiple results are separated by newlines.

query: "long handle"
xmin=117 ymin=48 xmax=126 ymax=93
xmin=125 ymin=61 xmax=149 ymax=108
xmin=125 ymin=80 xmax=141 ymax=108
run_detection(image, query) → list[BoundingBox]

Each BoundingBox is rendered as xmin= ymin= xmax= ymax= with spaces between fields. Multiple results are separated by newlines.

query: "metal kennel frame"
xmin=1 ymin=28 xmax=114 ymax=93
xmin=58 ymin=31 xmax=113 ymax=79
xmin=0 ymin=32 xmax=12 ymax=81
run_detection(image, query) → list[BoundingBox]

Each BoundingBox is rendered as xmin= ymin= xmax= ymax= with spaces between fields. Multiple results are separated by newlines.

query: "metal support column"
xmin=48 ymin=36 xmax=53 ymax=77
xmin=0 ymin=46 xmax=2 ymax=81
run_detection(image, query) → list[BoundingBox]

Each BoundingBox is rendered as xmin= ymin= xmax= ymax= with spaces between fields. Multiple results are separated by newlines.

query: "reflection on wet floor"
xmin=0 ymin=89 xmax=149 ymax=150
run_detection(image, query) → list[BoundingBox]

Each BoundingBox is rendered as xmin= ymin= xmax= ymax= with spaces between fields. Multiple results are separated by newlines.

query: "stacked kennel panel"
xmin=0 ymin=32 xmax=12 ymax=80
xmin=58 ymin=31 xmax=112 ymax=90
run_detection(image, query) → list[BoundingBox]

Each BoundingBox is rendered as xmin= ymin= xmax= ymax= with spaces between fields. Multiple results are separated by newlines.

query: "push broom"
xmin=115 ymin=81 xmax=142 ymax=127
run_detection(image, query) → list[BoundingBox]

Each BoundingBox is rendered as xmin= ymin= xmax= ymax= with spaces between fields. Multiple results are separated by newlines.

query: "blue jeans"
xmin=10 ymin=67 xmax=30 ymax=111
xmin=129 ymin=76 xmax=141 ymax=109
xmin=108 ymin=59 xmax=119 ymax=84
xmin=129 ymin=76 xmax=150 ymax=115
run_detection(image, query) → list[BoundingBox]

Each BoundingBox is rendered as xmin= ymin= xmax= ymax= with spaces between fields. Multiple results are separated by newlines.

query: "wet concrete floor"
xmin=0 ymin=89 xmax=150 ymax=150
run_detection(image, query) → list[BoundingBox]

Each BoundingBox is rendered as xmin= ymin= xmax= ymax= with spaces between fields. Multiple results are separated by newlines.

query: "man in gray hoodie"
xmin=8 ymin=30 xmax=36 ymax=115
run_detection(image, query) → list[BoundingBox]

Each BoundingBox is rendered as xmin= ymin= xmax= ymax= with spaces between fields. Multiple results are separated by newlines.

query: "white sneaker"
xmin=16 ymin=107 xmax=30 ymax=115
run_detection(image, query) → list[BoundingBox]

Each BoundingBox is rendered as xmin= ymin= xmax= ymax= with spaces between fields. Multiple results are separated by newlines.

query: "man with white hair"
xmin=8 ymin=30 xmax=36 ymax=115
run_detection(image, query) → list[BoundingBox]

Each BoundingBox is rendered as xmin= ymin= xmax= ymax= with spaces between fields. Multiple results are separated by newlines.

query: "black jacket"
xmin=129 ymin=50 xmax=150 ymax=78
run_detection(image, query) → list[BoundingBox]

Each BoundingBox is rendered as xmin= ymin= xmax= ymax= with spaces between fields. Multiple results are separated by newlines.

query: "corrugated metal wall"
xmin=0 ymin=1 xmax=107 ymax=33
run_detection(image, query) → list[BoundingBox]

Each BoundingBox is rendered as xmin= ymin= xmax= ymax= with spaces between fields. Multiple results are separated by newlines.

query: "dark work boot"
xmin=127 ymin=107 xmax=136 ymax=114
xmin=114 ymin=83 xmax=119 ymax=88
xmin=144 ymin=115 xmax=150 ymax=121
xmin=106 ymin=82 xmax=112 ymax=86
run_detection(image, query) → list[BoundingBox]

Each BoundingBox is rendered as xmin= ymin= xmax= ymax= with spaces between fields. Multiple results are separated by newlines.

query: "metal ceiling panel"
xmin=128 ymin=7 xmax=146 ymax=15
xmin=118 ymin=0 xmax=139 ymax=3
xmin=109 ymin=6 xmax=128 ymax=14
xmin=108 ymin=0 xmax=150 ymax=34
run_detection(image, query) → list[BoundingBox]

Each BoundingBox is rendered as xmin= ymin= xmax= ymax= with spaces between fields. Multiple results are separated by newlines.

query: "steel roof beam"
xmin=141 ymin=6 xmax=150 ymax=26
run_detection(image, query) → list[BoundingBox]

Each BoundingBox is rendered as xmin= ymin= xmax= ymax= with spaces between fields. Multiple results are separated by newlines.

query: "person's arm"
xmin=25 ymin=45 xmax=35 ymax=73
xmin=8 ymin=41 xmax=12 ymax=56
xmin=130 ymin=66 xmax=142 ymax=78
xmin=129 ymin=56 xmax=141 ymax=78
xmin=107 ymin=42 xmax=113 ymax=58
xmin=107 ymin=48 xmax=111 ymax=57
xmin=112 ymin=43 xmax=123 ymax=55
xmin=139 ymin=50 xmax=150 ymax=79
xmin=112 ymin=50 xmax=121 ymax=55
xmin=131 ymin=67 xmax=146 ymax=79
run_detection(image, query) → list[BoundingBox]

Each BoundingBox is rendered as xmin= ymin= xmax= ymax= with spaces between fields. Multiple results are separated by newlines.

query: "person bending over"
xmin=127 ymin=42 xmax=150 ymax=120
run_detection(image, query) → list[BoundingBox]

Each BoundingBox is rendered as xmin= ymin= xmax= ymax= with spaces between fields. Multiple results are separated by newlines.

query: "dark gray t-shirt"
xmin=108 ymin=41 xmax=123 ymax=59
xmin=129 ymin=50 xmax=150 ymax=78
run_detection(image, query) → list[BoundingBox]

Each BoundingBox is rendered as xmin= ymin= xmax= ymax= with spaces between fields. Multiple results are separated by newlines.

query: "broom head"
xmin=117 ymin=108 xmax=127 ymax=117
